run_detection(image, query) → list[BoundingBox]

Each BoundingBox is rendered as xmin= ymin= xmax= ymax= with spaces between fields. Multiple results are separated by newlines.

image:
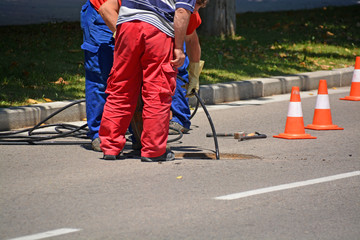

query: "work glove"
xmin=185 ymin=60 xmax=205 ymax=97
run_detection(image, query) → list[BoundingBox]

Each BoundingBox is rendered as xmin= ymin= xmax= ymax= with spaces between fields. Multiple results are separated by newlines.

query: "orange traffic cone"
xmin=340 ymin=56 xmax=360 ymax=101
xmin=274 ymin=86 xmax=316 ymax=139
xmin=305 ymin=80 xmax=343 ymax=130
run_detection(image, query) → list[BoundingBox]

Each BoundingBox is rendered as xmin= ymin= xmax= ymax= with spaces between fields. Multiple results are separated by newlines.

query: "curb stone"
xmin=0 ymin=67 xmax=354 ymax=131
xmin=0 ymin=101 xmax=87 ymax=131
xmin=189 ymin=67 xmax=353 ymax=105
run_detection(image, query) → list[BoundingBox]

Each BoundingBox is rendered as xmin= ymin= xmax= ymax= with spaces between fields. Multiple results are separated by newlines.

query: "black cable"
xmin=0 ymin=123 xmax=88 ymax=143
xmin=28 ymin=99 xmax=87 ymax=136
xmin=193 ymin=91 xmax=220 ymax=160
xmin=0 ymin=100 xmax=88 ymax=143
xmin=0 ymin=83 xmax=218 ymax=159
xmin=189 ymin=93 xmax=200 ymax=120
xmin=177 ymin=75 xmax=220 ymax=159
xmin=167 ymin=126 xmax=183 ymax=143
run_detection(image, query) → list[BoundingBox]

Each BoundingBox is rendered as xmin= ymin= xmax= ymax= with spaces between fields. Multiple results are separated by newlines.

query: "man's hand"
xmin=185 ymin=60 xmax=204 ymax=97
xmin=171 ymin=48 xmax=186 ymax=68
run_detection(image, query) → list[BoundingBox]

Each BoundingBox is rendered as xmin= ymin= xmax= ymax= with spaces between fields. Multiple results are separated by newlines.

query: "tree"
xmin=198 ymin=0 xmax=236 ymax=37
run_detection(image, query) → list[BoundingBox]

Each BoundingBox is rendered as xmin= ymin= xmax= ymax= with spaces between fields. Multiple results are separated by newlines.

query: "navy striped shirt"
xmin=117 ymin=0 xmax=196 ymax=37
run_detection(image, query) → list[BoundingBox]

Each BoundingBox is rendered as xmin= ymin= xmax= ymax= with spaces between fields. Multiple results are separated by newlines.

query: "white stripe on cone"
xmin=352 ymin=69 xmax=360 ymax=82
xmin=315 ymin=94 xmax=330 ymax=109
xmin=287 ymin=102 xmax=303 ymax=117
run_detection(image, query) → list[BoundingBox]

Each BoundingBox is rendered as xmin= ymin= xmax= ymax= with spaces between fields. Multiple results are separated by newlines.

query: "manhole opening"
xmin=175 ymin=152 xmax=260 ymax=160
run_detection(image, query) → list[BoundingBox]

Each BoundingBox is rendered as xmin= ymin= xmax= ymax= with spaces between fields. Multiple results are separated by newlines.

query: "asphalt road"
xmin=1 ymin=87 xmax=359 ymax=240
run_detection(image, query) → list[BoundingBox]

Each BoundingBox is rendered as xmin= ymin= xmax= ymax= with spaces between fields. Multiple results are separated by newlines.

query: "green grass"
xmin=1 ymin=5 xmax=359 ymax=107
xmin=200 ymin=5 xmax=360 ymax=84
xmin=0 ymin=22 xmax=85 ymax=107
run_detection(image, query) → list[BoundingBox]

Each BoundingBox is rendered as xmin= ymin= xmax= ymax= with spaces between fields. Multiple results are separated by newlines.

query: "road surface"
xmin=1 ymin=87 xmax=359 ymax=240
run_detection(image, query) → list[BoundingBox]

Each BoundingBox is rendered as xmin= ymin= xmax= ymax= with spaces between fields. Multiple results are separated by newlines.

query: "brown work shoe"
xmin=169 ymin=121 xmax=189 ymax=135
xmin=91 ymin=137 xmax=102 ymax=152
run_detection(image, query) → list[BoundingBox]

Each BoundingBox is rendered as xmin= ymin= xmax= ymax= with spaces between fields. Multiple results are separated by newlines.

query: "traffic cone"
xmin=274 ymin=86 xmax=316 ymax=139
xmin=305 ymin=80 xmax=343 ymax=130
xmin=340 ymin=56 xmax=360 ymax=101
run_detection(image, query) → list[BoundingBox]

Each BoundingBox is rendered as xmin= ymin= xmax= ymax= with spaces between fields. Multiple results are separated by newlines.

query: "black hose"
xmin=189 ymin=93 xmax=200 ymax=120
xmin=193 ymin=91 xmax=220 ymax=159
xmin=0 ymin=84 xmax=219 ymax=160
xmin=167 ymin=126 xmax=183 ymax=143
xmin=177 ymin=75 xmax=220 ymax=159
xmin=28 ymin=99 xmax=87 ymax=136
xmin=0 ymin=100 xmax=88 ymax=143
xmin=0 ymin=123 xmax=88 ymax=143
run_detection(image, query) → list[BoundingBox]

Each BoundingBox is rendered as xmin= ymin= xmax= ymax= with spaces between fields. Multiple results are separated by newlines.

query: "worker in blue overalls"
xmin=80 ymin=0 xmax=121 ymax=151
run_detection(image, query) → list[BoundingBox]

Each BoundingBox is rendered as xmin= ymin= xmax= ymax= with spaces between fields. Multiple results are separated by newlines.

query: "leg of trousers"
xmin=99 ymin=21 xmax=176 ymax=157
xmin=84 ymin=44 xmax=113 ymax=140
xmin=81 ymin=0 xmax=114 ymax=140
xmin=171 ymin=69 xmax=191 ymax=129
xmin=171 ymin=43 xmax=191 ymax=129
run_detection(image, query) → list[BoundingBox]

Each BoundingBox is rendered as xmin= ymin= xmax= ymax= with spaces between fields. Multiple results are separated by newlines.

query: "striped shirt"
xmin=117 ymin=0 xmax=196 ymax=37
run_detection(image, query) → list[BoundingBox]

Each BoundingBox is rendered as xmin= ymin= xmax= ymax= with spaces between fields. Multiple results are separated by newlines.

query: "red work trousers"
xmin=99 ymin=21 xmax=176 ymax=158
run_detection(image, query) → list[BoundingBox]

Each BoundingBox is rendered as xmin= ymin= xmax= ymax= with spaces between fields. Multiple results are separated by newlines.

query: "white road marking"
xmin=215 ymin=171 xmax=360 ymax=200
xmin=7 ymin=228 xmax=81 ymax=240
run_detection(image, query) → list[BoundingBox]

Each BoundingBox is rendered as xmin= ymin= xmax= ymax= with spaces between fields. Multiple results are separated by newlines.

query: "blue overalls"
xmin=80 ymin=0 xmax=114 ymax=140
xmin=171 ymin=44 xmax=191 ymax=130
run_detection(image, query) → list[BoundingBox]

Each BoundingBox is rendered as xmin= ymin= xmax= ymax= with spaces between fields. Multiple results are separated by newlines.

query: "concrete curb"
xmin=0 ymin=67 xmax=354 ymax=131
xmin=189 ymin=67 xmax=353 ymax=105
xmin=0 ymin=101 xmax=87 ymax=131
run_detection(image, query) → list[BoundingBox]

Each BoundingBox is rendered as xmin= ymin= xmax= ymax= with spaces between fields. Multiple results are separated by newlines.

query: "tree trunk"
xmin=198 ymin=0 xmax=236 ymax=37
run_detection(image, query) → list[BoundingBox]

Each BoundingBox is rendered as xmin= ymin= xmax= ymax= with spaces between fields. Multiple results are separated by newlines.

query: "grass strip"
xmin=0 ymin=5 xmax=359 ymax=107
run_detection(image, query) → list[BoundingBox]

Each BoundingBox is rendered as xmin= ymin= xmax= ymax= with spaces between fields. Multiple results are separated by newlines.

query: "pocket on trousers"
xmin=160 ymin=63 xmax=177 ymax=96
xmin=81 ymin=42 xmax=99 ymax=53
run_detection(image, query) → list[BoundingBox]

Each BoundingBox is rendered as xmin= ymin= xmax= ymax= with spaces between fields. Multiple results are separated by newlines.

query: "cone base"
xmin=273 ymin=133 xmax=316 ymax=139
xmin=305 ymin=124 xmax=344 ymax=130
xmin=339 ymin=96 xmax=360 ymax=101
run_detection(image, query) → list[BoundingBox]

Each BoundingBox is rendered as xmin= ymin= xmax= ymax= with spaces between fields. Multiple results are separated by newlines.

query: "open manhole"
xmin=175 ymin=152 xmax=260 ymax=160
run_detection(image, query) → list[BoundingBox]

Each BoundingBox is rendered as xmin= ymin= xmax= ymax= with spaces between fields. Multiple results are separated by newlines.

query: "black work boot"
xmin=103 ymin=152 xmax=123 ymax=161
xmin=141 ymin=150 xmax=175 ymax=162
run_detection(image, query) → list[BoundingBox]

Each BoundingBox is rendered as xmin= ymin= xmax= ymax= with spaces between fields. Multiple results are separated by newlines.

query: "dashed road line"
xmin=215 ymin=171 xmax=360 ymax=200
xmin=7 ymin=228 xmax=81 ymax=240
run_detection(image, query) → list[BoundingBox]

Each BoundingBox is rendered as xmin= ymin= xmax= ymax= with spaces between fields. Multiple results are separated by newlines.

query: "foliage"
xmin=0 ymin=5 xmax=359 ymax=107
xmin=0 ymin=22 xmax=84 ymax=107
xmin=200 ymin=5 xmax=360 ymax=84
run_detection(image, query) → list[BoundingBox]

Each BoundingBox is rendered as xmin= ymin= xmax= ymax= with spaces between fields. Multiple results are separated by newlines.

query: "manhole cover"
xmin=175 ymin=152 xmax=260 ymax=160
